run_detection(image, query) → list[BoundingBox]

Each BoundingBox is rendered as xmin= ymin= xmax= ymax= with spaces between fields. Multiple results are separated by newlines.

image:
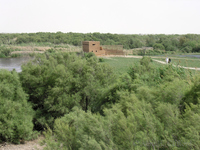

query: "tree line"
xmin=0 ymin=32 xmax=200 ymax=52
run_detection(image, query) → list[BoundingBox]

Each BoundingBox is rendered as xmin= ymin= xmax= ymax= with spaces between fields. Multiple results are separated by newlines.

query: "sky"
xmin=0 ymin=0 xmax=200 ymax=34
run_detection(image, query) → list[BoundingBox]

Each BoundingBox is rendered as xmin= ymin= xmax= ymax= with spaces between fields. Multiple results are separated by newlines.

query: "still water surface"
xmin=0 ymin=57 xmax=32 ymax=72
xmin=177 ymin=55 xmax=200 ymax=58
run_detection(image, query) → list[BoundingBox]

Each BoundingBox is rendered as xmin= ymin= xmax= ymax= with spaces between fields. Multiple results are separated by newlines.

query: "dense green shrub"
xmin=44 ymin=92 xmax=162 ymax=150
xmin=0 ymin=53 xmax=6 ymax=58
xmin=128 ymin=57 xmax=188 ymax=87
xmin=139 ymin=56 xmax=152 ymax=68
xmin=181 ymin=76 xmax=200 ymax=107
xmin=98 ymin=57 xmax=104 ymax=62
xmin=11 ymin=53 xmax=23 ymax=57
xmin=181 ymin=46 xmax=193 ymax=53
xmin=0 ymin=47 xmax=12 ymax=57
xmin=154 ymin=79 xmax=189 ymax=105
xmin=44 ymin=90 xmax=200 ymax=150
xmin=20 ymin=53 xmax=116 ymax=129
xmin=192 ymin=45 xmax=200 ymax=52
xmin=0 ymin=70 xmax=34 ymax=143
xmin=46 ymin=48 xmax=56 ymax=53
xmin=44 ymin=107 xmax=116 ymax=150
xmin=84 ymin=52 xmax=95 ymax=59
xmin=153 ymin=43 xmax=165 ymax=50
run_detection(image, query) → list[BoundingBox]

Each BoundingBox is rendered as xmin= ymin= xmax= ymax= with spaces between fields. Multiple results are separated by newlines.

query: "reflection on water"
xmin=0 ymin=57 xmax=32 ymax=72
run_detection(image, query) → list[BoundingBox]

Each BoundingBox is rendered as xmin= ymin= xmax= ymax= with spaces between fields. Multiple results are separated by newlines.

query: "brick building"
xmin=82 ymin=41 xmax=123 ymax=56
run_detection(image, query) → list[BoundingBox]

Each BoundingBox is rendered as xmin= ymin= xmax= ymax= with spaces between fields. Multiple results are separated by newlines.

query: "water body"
xmin=0 ymin=57 xmax=32 ymax=72
xmin=177 ymin=55 xmax=200 ymax=58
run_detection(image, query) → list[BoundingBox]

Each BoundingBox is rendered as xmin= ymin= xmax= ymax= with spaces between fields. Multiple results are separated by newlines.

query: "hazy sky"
xmin=1 ymin=0 xmax=200 ymax=34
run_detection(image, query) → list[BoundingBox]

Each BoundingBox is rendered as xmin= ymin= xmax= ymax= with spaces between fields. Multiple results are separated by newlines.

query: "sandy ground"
xmin=0 ymin=137 xmax=45 ymax=150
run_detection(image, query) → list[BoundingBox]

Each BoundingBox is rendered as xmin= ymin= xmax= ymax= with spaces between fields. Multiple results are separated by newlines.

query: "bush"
xmin=0 ymin=70 xmax=34 ymax=143
xmin=0 ymin=47 xmax=11 ymax=57
xmin=84 ymin=52 xmax=95 ymax=59
xmin=44 ymin=90 xmax=200 ymax=150
xmin=0 ymin=53 xmax=6 ymax=58
xmin=153 ymin=43 xmax=165 ymax=50
xmin=44 ymin=107 xmax=115 ymax=150
xmin=140 ymin=56 xmax=152 ymax=68
xmin=20 ymin=53 xmax=116 ymax=130
xmin=46 ymin=48 xmax=56 ymax=53
xmin=98 ymin=57 xmax=104 ymax=62
xmin=154 ymin=79 xmax=189 ymax=105
xmin=43 ymin=92 xmax=169 ymax=149
xmin=192 ymin=45 xmax=200 ymax=53
xmin=181 ymin=76 xmax=200 ymax=107
xmin=11 ymin=53 xmax=22 ymax=57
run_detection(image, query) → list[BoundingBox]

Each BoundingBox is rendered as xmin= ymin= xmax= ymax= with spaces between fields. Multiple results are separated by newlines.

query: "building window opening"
xmin=92 ymin=44 xmax=95 ymax=46
xmin=96 ymin=50 xmax=97 ymax=52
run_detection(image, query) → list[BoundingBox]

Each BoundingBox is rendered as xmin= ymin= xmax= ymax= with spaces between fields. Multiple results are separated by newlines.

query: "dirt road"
xmin=0 ymin=137 xmax=45 ymax=150
xmin=153 ymin=59 xmax=200 ymax=71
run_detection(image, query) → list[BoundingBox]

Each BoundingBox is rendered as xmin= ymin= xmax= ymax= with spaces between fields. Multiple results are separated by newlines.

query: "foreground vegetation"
xmin=1 ymin=51 xmax=200 ymax=149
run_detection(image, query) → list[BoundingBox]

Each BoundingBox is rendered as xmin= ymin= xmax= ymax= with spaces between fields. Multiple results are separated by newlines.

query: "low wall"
xmin=101 ymin=45 xmax=123 ymax=51
xmin=105 ymin=49 xmax=124 ymax=55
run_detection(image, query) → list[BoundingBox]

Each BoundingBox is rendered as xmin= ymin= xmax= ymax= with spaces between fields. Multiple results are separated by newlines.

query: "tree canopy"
xmin=1 ymin=32 xmax=200 ymax=52
xmin=0 ymin=70 xmax=34 ymax=143
xmin=1 ymin=51 xmax=200 ymax=149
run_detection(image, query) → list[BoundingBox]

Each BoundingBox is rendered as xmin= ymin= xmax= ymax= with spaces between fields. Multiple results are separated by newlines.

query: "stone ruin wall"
xmin=82 ymin=41 xmax=124 ymax=56
xmin=101 ymin=45 xmax=123 ymax=51
xmin=101 ymin=45 xmax=124 ymax=55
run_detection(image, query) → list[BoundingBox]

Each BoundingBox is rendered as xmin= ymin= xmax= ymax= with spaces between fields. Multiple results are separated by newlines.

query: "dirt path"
xmin=152 ymin=59 xmax=200 ymax=71
xmin=0 ymin=137 xmax=45 ymax=150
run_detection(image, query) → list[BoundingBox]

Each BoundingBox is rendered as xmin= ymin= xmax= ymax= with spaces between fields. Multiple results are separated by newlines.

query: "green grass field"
xmin=101 ymin=57 xmax=163 ymax=75
xmin=101 ymin=56 xmax=200 ymax=75
xmin=101 ymin=57 xmax=139 ymax=74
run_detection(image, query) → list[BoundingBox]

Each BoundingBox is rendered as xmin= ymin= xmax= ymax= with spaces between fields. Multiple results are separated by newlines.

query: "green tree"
xmin=0 ymin=70 xmax=34 ymax=143
xmin=181 ymin=76 xmax=200 ymax=108
xmin=44 ymin=107 xmax=116 ymax=150
xmin=20 ymin=53 xmax=116 ymax=129
xmin=146 ymin=35 xmax=155 ymax=47
xmin=153 ymin=43 xmax=165 ymax=50
xmin=44 ymin=92 xmax=164 ymax=149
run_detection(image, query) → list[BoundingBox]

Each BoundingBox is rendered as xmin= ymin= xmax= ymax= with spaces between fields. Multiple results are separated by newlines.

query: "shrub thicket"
xmin=2 ymin=52 xmax=200 ymax=148
xmin=19 ymin=53 xmax=116 ymax=130
xmin=0 ymin=70 xmax=34 ymax=143
xmin=0 ymin=47 xmax=11 ymax=58
xmin=44 ymin=88 xmax=200 ymax=149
